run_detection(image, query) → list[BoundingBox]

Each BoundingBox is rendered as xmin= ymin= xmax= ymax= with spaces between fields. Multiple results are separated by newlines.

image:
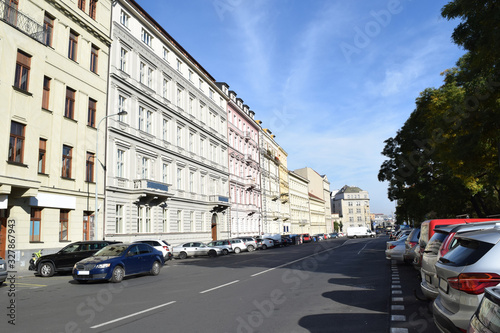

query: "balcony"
xmin=209 ymin=195 xmax=230 ymax=213
xmin=0 ymin=0 xmax=45 ymax=43
xmin=132 ymin=179 xmax=172 ymax=205
xmin=244 ymin=131 xmax=252 ymax=141
xmin=245 ymin=154 xmax=254 ymax=164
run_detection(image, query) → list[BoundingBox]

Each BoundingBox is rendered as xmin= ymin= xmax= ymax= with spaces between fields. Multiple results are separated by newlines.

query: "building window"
xmin=176 ymin=59 xmax=181 ymax=72
xmin=43 ymin=13 xmax=54 ymax=47
xmin=200 ymin=175 xmax=205 ymax=194
xmin=176 ymin=88 xmax=182 ymax=108
xmin=146 ymin=110 xmax=153 ymax=134
xmin=89 ymin=0 xmax=97 ymax=19
xmin=59 ymin=210 xmax=69 ymax=241
xmin=38 ymin=138 xmax=47 ymax=174
xmin=68 ymin=30 xmax=78 ymax=61
xmin=5 ymin=0 xmax=18 ymax=25
xmin=78 ymin=0 xmax=85 ymax=11
xmin=189 ymin=133 xmax=194 ymax=152
xmin=116 ymin=205 xmax=123 ymax=233
xmin=188 ymin=70 xmax=193 ymax=82
xmin=162 ymin=163 xmax=168 ymax=183
xmin=137 ymin=206 xmax=143 ymax=233
xmin=65 ymin=87 xmax=76 ymax=119
xmin=90 ymin=44 xmax=98 ymax=73
xmin=162 ymin=78 xmax=169 ymax=99
xmin=86 ymin=152 xmax=94 ymax=182
xmin=14 ymin=50 xmax=31 ymax=91
xmin=177 ymin=210 xmax=182 ymax=232
xmin=139 ymin=62 xmax=145 ymax=84
xmin=119 ymin=48 xmax=127 ymax=72
xmin=189 ymin=172 xmax=194 ymax=192
xmin=141 ymin=29 xmax=152 ymax=46
xmin=138 ymin=106 xmax=145 ymax=131
xmin=141 ymin=157 xmax=149 ymax=179
xmin=62 ymin=145 xmax=72 ymax=178
xmin=145 ymin=207 xmax=151 ymax=232
xmin=162 ymin=118 xmax=168 ymax=141
xmin=9 ymin=121 xmax=25 ymax=163
xmin=163 ymin=47 xmax=169 ymax=61
xmin=120 ymin=10 xmax=129 ymax=27
xmin=30 ymin=208 xmax=42 ymax=242
xmin=177 ymin=168 xmax=182 ymax=190
xmin=42 ymin=76 xmax=51 ymax=109
xmin=116 ymin=149 xmax=124 ymax=178
xmin=147 ymin=67 xmax=153 ymax=88
xmin=162 ymin=208 xmax=168 ymax=232
xmin=176 ymin=126 xmax=182 ymax=146
xmin=209 ymin=89 xmax=214 ymax=100
xmin=118 ymin=95 xmax=126 ymax=122
xmin=88 ymin=98 xmax=96 ymax=127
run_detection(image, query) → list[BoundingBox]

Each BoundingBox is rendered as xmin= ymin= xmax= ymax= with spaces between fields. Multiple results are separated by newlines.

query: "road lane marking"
xmin=250 ymin=242 xmax=347 ymax=277
xmin=90 ymin=301 xmax=176 ymax=329
xmin=14 ymin=283 xmax=48 ymax=287
xmin=200 ymin=280 xmax=239 ymax=294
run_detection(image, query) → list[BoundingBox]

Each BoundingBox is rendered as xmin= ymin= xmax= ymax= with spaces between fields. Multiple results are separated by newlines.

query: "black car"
xmin=30 ymin=240 xmax=121 ymax=277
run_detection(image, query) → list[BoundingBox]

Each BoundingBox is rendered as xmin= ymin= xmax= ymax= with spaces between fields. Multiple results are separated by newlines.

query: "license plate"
xmin=77 ymin=271 xmax=90 ymax=275
xmin=425 ymin=274 xmax=432 ymax=284
xmin=439 ymin=278 xmax=449 ymax=293
xmin=0 ymin=264 xmax=4 ymax=269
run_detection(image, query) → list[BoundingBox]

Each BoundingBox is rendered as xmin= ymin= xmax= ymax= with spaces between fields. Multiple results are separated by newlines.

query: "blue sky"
xmin=136 ymin=0 xmax=465 ymax=215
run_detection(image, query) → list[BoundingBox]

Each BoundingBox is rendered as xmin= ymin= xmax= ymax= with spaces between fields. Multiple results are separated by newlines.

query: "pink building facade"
xmin=217 ymin=83 xmax=261 ymax=237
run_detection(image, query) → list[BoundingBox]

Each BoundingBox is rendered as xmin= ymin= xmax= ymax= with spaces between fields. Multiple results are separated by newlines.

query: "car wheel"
xmin=262 ymin=244 xmax=267 ymax=250
xmin=234 ymin=247 xmax=241 ymax=254
xmin=38 ymin=262 xmax=55 ymax=277
xmin=222 ymin=249 xmax=229 ymax=255
xmin=208 ymin=250 xmax=217 ymax=257
xmin=247 ymin=245 xmax=255 ymax=252
xmin=110 ymin=266 xmax=124 ymax=283
xmin=179 ymin=252 xmax=187 ymax=260
xmin=150 ymin=261 xmax=161 ymax=276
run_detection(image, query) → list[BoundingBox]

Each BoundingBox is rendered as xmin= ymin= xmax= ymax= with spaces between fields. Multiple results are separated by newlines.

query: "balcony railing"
xmin=209 ymin=195 xmax=230 ymax=204
xmin=0 ymin=0 xmax=45 ymax=43
xmin=133 ymin=179 xmax=169 ymax=192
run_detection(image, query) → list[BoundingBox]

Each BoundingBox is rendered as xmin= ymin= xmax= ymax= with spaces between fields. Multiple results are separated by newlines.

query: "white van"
xmin=346 ymin=227 xmax=375 ymax=238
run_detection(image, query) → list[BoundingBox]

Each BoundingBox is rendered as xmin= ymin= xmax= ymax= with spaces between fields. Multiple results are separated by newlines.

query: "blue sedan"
xmin=72 ymin=243 xmax=164 ymax=283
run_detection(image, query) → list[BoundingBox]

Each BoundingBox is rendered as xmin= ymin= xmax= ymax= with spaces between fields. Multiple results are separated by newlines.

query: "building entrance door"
xmin=211 ymin=214 xmax=218 ymax=240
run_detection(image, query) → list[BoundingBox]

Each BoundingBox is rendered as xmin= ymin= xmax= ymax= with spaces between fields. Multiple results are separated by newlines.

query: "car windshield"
xmin=60 ymin=244 xmax=81 ymax=253
xmin=95 ymin=245 xmax=129 ymax=257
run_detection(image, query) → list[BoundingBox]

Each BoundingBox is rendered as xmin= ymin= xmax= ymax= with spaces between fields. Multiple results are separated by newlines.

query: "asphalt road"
xmin=0 ymin=236 xmax=440 ymax=333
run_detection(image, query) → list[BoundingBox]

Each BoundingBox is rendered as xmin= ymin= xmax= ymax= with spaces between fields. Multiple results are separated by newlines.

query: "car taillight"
xmin=448 ymin=273 xmax=500 ymax=295
xmin=163 ymin=246 xmax=169 ymax=251
xmin=409 ymin=241 xmax=417 ymax=248
xmin=388 ymin=244 xmax=396 ymax=250
xmin=439 ymin=233 xmax=456 ymax=258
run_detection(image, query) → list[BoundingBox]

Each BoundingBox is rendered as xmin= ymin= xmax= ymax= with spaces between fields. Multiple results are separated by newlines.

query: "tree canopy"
xmin=379 ymin=0 xmax=500 ymax=223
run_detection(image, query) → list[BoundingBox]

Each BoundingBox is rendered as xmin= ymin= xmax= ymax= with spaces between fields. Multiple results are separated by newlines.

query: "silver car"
xmin=207 ymin=240 xmax=234 ymax=255
xmin=433 ymin=225 xmax=500 ymax=332
xmin=385 ymin=234 xmax=408 ymax=261
xmin=468 ymin=286 xmax=500 ymax=333
xmin=172 ymin=242 xmax=222 ymax=259
xmin=403 ymin=228 xmax=420 ymax=264
xmin=237 ymin=237 xmax=258 ymax=252
xmin=228 ymin=238 xmax=248 ymax=253
xmin=421 ymin=221 xmax=500 ymax=300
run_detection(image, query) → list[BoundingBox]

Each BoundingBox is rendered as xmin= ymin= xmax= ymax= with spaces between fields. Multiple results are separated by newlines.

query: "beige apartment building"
xmin=288 ymin=171 xmax=310 ymax=234
xmin=332 ymin=185 xmax=371 ymax=230
xmin=0 ymin=0 xmax=111 ymax=264
xmin=277 ymin=147 xmax=291 ymax=233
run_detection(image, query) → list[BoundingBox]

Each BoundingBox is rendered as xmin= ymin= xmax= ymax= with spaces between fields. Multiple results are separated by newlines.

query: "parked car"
xmin=172 ymin=242 xmax=222 ymax=259
xmin=433 ymin=225 xmax=500 ymax=332
xmin=30 ymin=240 xmax=121 ymax=277
xmin=228 ymin=238 xmax=248 ymax=253
xmin=72 ymin=243 xmax=163 ymax=283
xmin=417 ymin=218 xmax=498 ymax=272
xmin=421 ymin=222 xmax=500 ymax=300
xmin=0 ymin=256 xmax=7 ymax=285
xmin=132 ymin=239 xmax=172 ymax=261
xmin=207 ymin=240 xmax=234 ymax=255
xmin=329 ymin=232 xmax=339 ymax=239
xmin=313 ymin=233 xmax=325 ymax=241
xmin=301 ymin=234 xmax=312 ymax=243
xmin=403 ymin=228 xmax=420 ymax=264
xmin=256 ymin=238 xmax=274 ymax=250
xmin=281 ymin=235 xmax=293 ymax=246
xmin=347 ymin=227 xmax=375 ymax=238
xmin=468 ymin=286 xmax=500 ymax=333
xmin=385 ymin=234 xmax=409 ymax=261
xmin=237 ymin=237 xmax=258 ymax=252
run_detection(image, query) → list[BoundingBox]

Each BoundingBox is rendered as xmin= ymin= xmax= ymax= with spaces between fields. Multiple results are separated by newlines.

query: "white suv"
xmin=228 ymin=239 xmax=248 ymax=253
xmin=237 ymin=237 xmax=258 ymax=252
xmin=132 ymin=239 xmax=172 ymax=261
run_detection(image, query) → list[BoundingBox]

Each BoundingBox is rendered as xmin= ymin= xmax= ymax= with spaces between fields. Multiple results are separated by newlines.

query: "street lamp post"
xmin=94 ymin=111 xmax=127 ymax=240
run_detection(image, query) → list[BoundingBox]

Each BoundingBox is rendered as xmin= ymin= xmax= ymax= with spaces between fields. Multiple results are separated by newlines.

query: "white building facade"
xmin=288 ymin=171 xmax=310 ymax=234
xmin=104 ymin=0 xmax=230 ymax=246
